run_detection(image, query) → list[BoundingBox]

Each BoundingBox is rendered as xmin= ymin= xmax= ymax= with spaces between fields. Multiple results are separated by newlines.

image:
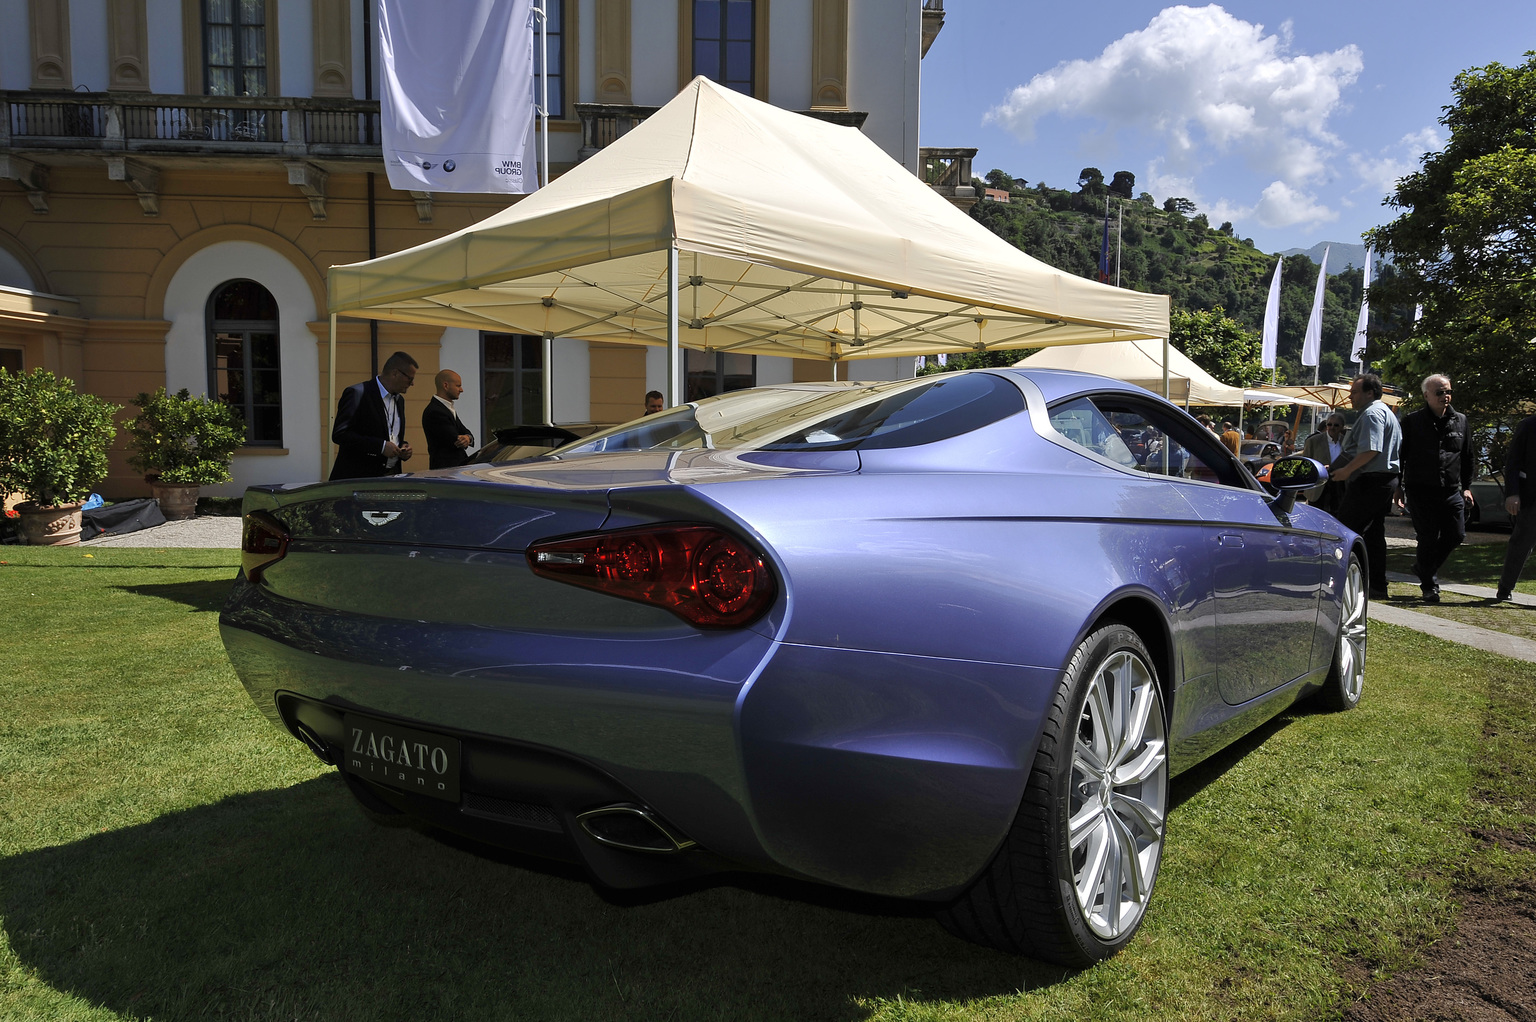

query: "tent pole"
xmin=667 ymin=245 xmax=680 ymax=407
xmin=1162 ymin=336 xmax=1170 ymax=400
xmin=541 ymin=333 xmax=553 ymax=425
xmin=325 ymin=313 xmax=337 ymax=480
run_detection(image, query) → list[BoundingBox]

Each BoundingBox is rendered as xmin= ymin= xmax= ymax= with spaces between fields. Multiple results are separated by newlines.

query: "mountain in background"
xmin=969 ymin=186 xmax=1370 ymax=386
xmin=1280 ymin=241 xmax=1368 ymax=275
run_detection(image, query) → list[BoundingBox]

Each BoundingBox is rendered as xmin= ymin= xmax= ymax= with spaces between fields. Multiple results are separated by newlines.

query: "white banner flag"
xmin=378 ymin=0 xmax=536 ymax=194
xmin=1260 ymin=255 xmax=1282 ymax=369
xmin=1351 ymin=246 xmax=1373 ymax=367
xmin=1301 ymin=246 xmax=1329 ymax=367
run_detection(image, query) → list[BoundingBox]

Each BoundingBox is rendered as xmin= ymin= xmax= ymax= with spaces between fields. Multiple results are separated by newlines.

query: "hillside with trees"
xmin=963 ymin=168 xmax=1367 ymax=390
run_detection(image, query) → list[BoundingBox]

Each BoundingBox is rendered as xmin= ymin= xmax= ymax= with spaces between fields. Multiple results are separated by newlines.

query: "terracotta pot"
xmin=16 ymin=502 xmax=83 ymax=546
xmin=150 ymin=482 xmax=200 ymax=520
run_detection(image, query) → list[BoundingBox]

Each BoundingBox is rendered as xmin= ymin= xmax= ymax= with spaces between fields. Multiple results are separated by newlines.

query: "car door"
xmin=1081 ymin=395 xmax=1326 ymax=704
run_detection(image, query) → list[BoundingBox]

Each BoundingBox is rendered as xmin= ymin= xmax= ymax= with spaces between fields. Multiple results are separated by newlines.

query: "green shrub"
xmin=125 ymin=387 xmax=246 ymax=486
xmin=0 ymin=368 xmax=121 ymax=507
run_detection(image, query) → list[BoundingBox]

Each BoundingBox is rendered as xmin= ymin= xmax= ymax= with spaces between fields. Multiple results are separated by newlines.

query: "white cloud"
xmin=986 ymin=4 xmax=1362 ymax=204
xmin=1252 ymin=181 xmax=1338 ymax=228
xmin=1349 ymin=126 xmax=1442 ymax=197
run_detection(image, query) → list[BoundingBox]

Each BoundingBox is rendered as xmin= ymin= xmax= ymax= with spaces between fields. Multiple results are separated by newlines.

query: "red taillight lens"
xmin=241 ymin=510 xmax=290 ymax=583
xmin=527 ymin=524 xmax=777 ymax=628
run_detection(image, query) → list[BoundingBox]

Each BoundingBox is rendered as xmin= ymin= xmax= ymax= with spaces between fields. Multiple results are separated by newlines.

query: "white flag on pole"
xmin=1260 ymin=255 xmax=1283 ymax=369
xmin=378 ymin=0 xmax=536 ymax=194
xmin=1301 ymin=246 xmax=1329 ymax=367
xmin=1351 ymin=247 xmax=1373 ymax=367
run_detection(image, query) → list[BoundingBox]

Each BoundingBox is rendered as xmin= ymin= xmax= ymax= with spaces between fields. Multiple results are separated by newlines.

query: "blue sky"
xmin=918 ymin=2 xmax=1536 ymax=255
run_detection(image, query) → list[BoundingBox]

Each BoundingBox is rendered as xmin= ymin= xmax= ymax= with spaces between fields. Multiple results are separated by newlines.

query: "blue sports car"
xmin=221 ymin=367 xmax=1366 ymax=966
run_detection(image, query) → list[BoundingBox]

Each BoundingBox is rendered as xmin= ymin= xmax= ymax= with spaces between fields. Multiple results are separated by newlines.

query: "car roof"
xmin=995 ymin=367 xmax=1176 ymax=405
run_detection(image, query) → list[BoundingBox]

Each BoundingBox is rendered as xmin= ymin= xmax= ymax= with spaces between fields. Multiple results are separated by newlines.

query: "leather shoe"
xmin=1421 ymin=589 xmax=1440 ymax=604
xmin=1493 ymin=591 xmax=1514 ymax=603
xmin=1369 ymin=587 xmax=1390 ymax=601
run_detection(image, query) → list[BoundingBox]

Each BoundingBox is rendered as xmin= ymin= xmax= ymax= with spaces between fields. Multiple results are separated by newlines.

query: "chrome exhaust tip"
xmin=577 ymin=803 xmax=696 ymax=854
xmin=291 ymin=720 xmax=335 ymax=765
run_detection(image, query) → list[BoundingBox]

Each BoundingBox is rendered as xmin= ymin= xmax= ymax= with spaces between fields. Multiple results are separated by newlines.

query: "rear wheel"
xmin=1316 ymin=554 xmax=1366 ymax=711
xmin=938 ymin=625 xmax=1169 ymax=966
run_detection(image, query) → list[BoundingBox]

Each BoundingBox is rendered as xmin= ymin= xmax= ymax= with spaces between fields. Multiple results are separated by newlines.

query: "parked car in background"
xmin=1239 ymin=439 xmax=1282 ymax=474
xmin=222 ymin=369 xmax=1366 ymax=968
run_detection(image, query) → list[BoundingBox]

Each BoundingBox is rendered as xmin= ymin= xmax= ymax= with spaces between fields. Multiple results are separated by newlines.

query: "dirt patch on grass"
xmin=1343 ymin=889 xmax=1536 ymax=1021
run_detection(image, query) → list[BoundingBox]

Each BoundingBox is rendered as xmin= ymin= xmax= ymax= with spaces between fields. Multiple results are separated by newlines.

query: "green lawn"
xmin=1 ymin=548 xmax=1532 ymax=1021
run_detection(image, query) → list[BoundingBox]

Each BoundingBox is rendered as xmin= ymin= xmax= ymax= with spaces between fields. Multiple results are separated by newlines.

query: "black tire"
xmin=1315 ymin=554 xmax=1366 ymax=712
xmin=937 ymin=624 xmax=1169 ymax=966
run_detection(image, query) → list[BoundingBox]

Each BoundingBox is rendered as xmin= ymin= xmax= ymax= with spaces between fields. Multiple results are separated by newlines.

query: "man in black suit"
xmin=328 ymin=350 xmax=417 ymax=480
xmin=422 ymin=369 xmax=475 ymax=469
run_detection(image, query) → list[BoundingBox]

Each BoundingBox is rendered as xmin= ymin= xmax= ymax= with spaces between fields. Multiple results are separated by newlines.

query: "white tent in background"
xmin=1013 ymin=337 xmax=1246 ymax=405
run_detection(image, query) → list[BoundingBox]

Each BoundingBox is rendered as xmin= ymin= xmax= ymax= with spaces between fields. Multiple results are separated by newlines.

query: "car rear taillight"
xmin=527 ymin=524 xmax=777 ymax=628
xmin=241 ymin=510 xmax=290 ymax=583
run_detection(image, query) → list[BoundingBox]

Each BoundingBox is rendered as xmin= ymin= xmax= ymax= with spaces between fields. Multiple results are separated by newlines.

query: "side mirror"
xmin=1267 ymin=456 xmax=1325 ymax=514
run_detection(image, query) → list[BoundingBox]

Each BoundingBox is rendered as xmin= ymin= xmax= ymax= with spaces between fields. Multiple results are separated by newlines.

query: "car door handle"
xmin=1217 ymin=533 xmax=1245 ymax=548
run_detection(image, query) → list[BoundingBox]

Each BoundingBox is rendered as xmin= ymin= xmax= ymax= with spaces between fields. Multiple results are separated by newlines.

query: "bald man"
xmin=422 ymin=369 xmax=475 ymax=469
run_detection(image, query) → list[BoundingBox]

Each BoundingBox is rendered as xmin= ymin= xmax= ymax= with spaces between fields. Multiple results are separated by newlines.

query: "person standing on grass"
xmin=1331 ymin=374 xmax=1402 ymax=601
xmin=1302 ymin=412 xmax=1347 ymax=513
xmin=329 ymin=350 xmax=416 ymax=480
xmin=1395 ymin=374 xmax=1473 ymax=603
xmin=1494 ymin=412 xmax=1536 ymax=601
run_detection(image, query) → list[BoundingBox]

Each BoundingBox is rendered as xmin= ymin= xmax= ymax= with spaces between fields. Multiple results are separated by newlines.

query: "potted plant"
xmin=125 ymin=387 xmax=246 ymax=520
xmin=0 ymin=368 xmax=120 ymax=545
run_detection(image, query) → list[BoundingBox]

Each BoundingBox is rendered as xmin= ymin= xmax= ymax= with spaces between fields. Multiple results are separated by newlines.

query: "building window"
xmin=533 ymin=0 xmax=564 ymax=119
xmin=692 ymin=0 xmax=754 ymax=95
xmin=483 ymin=333 xmax=544 ymax=432
xmin=685 ymin=350 xmax=754 ymax=401
xmin=207 ymin=280 xmax=281 ymax=447
xmin=204 ymin=0 xmax=268 ymax=96
xmin=0 ymin=348 xmax=22 ymax=373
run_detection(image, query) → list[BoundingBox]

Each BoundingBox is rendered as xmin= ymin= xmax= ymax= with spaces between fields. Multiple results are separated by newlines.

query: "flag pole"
xmin=1115 ymin=201 xmax=1122 ymax=287
xmin=536 ymin=0 xmax=549 ymax=188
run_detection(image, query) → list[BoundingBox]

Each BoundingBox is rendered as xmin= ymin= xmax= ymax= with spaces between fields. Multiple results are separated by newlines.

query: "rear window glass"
xmin=548 ymin=373 xmax=1025 ymax=457
xmin=760 ymin=373 xmax=1023 ymax=451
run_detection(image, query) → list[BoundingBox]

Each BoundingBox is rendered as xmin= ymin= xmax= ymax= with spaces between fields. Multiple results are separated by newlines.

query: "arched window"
xmin=207 ymin=279 xmax=281 ymax=447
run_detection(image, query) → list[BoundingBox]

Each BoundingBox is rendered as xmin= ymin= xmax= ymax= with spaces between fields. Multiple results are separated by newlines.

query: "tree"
xmin=1077 ymin=167 xmax=1105 ymax=195
xmin=1163 ymin=197 xmax=1197 ymax=216
xmin=1191 ymin=213 xmax=1210 ymax=230
xmin=1170 ymin=307 xmax=1265 ymax=389
xmin=985 ymin=168 xmax=1014 ymax=192
xmin=1137 ymin=192 xmax=1156 ymax=206
xmin=1365 ymin=52 xmax=1536 ymax=418
xmin=1219 ymin=221 xmax=1234 ymax=236
xmin=1108 ymin=170 xmax=1136 ymax=199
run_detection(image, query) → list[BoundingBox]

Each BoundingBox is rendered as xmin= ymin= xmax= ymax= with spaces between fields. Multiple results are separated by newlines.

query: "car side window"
xmin=1050 ymin=395 xmax=1249 ymax=489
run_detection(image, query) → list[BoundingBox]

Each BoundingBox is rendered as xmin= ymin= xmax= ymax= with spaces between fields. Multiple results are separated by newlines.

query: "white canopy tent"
xmin=1013 ymin=338 xmax=1246 ymax=405
xmin=323 ymin=77 xmax=1170 ymax=467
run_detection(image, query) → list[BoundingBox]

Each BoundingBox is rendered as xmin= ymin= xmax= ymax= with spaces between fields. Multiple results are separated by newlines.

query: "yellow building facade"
xmin=0 ymin=0 xmax=942 ymax=496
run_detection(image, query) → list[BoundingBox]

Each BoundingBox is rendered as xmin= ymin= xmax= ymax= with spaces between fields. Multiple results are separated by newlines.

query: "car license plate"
xmin=342 ymin=714 xmax=461 ymax=803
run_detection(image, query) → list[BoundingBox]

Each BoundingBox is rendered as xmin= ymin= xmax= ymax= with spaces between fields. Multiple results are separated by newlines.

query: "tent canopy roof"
xmin=1013 ymin=337 xmax=1247 ymax=404
xmin=328 ymin=77 xmax=1169 ymax=361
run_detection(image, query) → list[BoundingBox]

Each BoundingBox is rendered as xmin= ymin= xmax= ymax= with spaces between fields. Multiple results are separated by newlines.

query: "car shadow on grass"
xmin=114 ymin=579 xmax=235 ymax=612
xmin=1 ymin=774 xmax=1068 ymax=1021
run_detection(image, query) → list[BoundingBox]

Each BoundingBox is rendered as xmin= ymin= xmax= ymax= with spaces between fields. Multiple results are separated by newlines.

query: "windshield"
xmin=547 ymin=373 xmax=1025 ymax=458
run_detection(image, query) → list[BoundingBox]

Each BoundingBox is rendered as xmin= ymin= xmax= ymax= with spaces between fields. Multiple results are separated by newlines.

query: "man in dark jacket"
xmin=1394 ymin=374 xmax=1473 ymax=602
xmin=328 ymin=350 xmax=416 ymax=480
xmin=1495 ymin=412 xmax=1536 ymax=600
xmin=422 ymin=369 xmax=475 ymax=469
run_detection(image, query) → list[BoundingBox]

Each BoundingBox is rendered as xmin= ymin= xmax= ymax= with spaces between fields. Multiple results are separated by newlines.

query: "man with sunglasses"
xmin=1332 ymin=373 xmax=1402 ymax=600
xmin=1302 ymin=412 xmax=1347 ymax=513
xmin=1394 ymin=375 xmax=1472 ymax=602
xmin=329 ymin=350 xmax=417 ymax=480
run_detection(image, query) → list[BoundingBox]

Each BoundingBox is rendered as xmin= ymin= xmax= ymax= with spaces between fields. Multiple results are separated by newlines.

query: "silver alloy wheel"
xmin=1338 ymin=558 xmax=1368 ymax=703
xmin=1068 ymin=649 xmax=1168 ymax=941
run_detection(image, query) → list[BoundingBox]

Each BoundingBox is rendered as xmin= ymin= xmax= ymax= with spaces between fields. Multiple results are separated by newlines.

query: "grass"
xmin=1 ymin=548 xmax=1533 ymax=1021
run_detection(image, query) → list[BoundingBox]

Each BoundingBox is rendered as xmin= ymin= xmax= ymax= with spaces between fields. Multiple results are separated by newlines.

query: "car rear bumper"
xmin=221 ymin=575 xmax=1056 ymax=899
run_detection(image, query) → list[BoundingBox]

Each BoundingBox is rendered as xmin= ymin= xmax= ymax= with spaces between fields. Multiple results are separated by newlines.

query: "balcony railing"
xmin=2 ymin=91 xmax=382 ymax=156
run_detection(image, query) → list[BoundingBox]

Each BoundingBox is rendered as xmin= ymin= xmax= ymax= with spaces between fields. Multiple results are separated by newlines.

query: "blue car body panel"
xmin=220 ymin=368 xmax=1362 ymax=900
